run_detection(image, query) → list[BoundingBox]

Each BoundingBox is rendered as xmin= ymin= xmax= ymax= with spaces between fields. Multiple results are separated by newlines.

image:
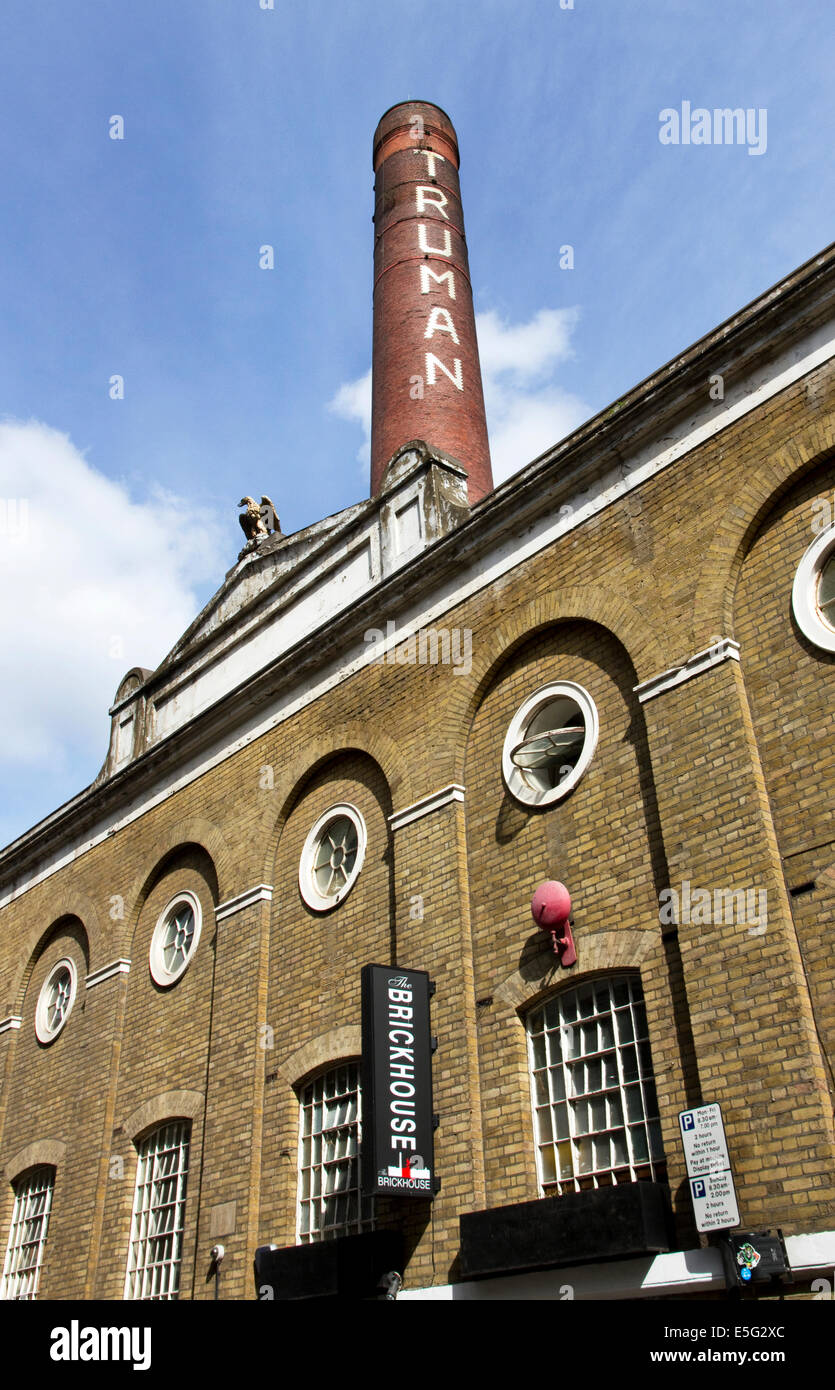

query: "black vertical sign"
xmin=361 ymin=964 xmax=435 ymax=1198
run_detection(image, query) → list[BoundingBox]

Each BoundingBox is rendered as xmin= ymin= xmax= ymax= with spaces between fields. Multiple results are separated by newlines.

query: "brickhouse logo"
xmin=380 ymin=975 xmax=430 ymax=1189
xmin=361 ymin=964 xmax=435 ymax=1198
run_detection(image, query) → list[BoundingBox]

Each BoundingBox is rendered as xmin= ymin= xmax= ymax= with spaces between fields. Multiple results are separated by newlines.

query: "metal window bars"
xmin=1 ymin=1166 xmax=55 ymax=1300
xmin=296 ymin=1063 xmax=375 ymax=1243
xmin=527 ymin=975 xmax=667 ymax=1196
xmin=124 ymin=1121 xmax=190 ymax=1300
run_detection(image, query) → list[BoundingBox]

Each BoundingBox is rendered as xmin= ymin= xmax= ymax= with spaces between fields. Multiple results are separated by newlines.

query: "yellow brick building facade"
xmin=2 ymin=194 xmax=835 ymax=1299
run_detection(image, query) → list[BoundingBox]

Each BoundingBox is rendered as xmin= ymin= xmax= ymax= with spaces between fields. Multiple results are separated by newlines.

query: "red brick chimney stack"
xmin=370 ymin=101 xmax=493 ymax=503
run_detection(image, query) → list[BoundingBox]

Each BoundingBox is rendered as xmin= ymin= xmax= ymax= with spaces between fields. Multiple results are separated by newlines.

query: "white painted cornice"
xmin=388 ymin=784 xmax=466 ymax=832
xmin=215 ymin=884 xmax=274 ymax=922
xmin=85 ymin=958 xmax=132 ymax=989
xmin=634 ymin=639 xmax=740 ymax=703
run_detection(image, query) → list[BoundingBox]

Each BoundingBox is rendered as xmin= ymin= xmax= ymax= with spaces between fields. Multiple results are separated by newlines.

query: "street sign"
xmin=679 ymin=1103 xmax=731 ymax=1175
xmin=689 ymin=1170 xmax=740 ymax=1233
xmin=361 ymin=964 xmax=436 ymax=1199
xmin=679 ymin=1102 xmax=739 ymax=1233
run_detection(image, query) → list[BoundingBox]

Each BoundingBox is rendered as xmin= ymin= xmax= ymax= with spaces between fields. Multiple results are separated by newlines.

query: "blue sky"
xmin=1 ymin=0 xmax=832 ymax=847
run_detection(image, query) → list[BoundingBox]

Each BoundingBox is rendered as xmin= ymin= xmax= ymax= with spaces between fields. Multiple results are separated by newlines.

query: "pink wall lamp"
xmin=531 ymin=881 xmax=576 ymax=967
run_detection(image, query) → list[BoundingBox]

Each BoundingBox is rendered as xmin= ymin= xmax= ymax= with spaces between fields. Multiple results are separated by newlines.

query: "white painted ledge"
xmin=215 ymin=883 xmax=273 ymax=922
xmin=399 ymin=1230 xmax=835 ymax=1299
xmin=0 ymin=1016 xmax=22 ymax=1035
xmin=85 ymin=958 xmax=132 ymax=989
xmin=388 ymin=784 xmax=465 ymax=832
xmin=399 ymin=1246 xmax=724 ymax=1300
xmin=785 ymin=1229 xmax=835 ymax=1276
xmin=634 ymin=639 xmax=740 ymax=704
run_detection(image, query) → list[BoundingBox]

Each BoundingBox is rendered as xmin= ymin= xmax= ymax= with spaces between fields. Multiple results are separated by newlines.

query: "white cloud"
xmin=476 ymin=307 xmax=578 ymax=383
xmin=0 ymin=419 xmax=226 ymax=786
xmin=328 ymin=368 xmax=372 ymax=473
xmin=477 ymin=307 xmax=589 ymax=484
xmin=327 ymin=306 xmax=590 ymax=488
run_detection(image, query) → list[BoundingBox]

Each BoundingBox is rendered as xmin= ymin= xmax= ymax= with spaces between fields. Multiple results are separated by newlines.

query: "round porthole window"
xmin=35 ymin=958 xmax=78 ymax=1043
xmin=819 ymin=551 xmax=835 ymax=628
xmin=149 ymin=891 xmax=202 ymax=987
xmin=299 ymin=804 xmax=367 ymax=913
xmin=502 ymin=682 xmax=599 ymax=807
xmin=792 ymin=528 xmax=835 ymax=653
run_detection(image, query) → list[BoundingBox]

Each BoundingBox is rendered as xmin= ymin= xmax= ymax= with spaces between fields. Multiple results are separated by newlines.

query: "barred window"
xmin=296 ymin=1063 xmax=374 ymax=1243
xmin=1 ymin=1166 xmax=55 ymax=1300
xmin=124 ymin=1121 xmax=190 ymax=1300
xmin=527 ymin=976 xmax=666 ymax=1196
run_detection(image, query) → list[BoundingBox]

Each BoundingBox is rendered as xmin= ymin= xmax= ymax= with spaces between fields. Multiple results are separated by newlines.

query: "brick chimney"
xmin=370 ymin=101 xmax=493 ymax=504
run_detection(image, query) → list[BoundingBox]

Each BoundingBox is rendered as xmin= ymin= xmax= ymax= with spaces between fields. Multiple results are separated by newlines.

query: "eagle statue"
xmin=238 ymin=495 xmax=281 ymax=544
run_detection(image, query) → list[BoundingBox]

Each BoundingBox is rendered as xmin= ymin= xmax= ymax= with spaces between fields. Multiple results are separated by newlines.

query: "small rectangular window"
xmin=1 ymin=1166 xmax=55 ymax=1300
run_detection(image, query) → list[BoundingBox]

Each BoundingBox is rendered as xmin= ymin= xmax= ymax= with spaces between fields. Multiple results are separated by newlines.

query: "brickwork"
xmin=258 ymin=753 xmax=393 ymax=1254
xmin=0 ymin=918 xmax=99 ymax=1299
xmin=1 ymin=343 xmax=834 ymax=1298
xmin=642 ymin=657 xmax=835 ymax=1229
xmin=93 ymin=848 xmax=217 ymax=1300
xmin=463 ymin=621 xmax=697 ymax=1248
xmin=386 ymin=797 xmax=487 ymax=1285
xmin=370 ymin=101 xmax=492 ymax=501
xmin=733 ymin=455 xmax=835 ymax=1121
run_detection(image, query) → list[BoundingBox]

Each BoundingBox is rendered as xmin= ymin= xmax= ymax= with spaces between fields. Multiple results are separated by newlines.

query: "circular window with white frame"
xmin=299 ymin=804 xmax=367 ymax=913
xmin=792 ymin=527 xmax=835 ymax=653
xmin=502 ymin=681 xmax=599 ymax=807
xmin=35 ymin=957 xmax=78 ymax=1044
xmin=149 ymin=890 xmax=202 ymax=987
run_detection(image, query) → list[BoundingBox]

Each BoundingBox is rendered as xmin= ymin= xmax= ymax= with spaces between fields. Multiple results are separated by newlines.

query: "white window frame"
xmin=526 ymin=974 xmax=666 ymax=1197
xmin=502 ymin=681 xmax=599 ymax=807
xmin=149 ymin=891 xmax=202 ymax=987
xmin=35 ymin=958 xmax=77 ymax=1044
xmin=792 ymin=527 xmax=835 ymax=653
xmin=1 ymin=1166 xmax=55 ymax=1300
xmin=296 ymin=1062 xmax=374 ymax=1243
xmin=124 ymin=1121 xmax=190 ymax=1300
xmin=298 ymin=804 xmax=367 ymax=913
